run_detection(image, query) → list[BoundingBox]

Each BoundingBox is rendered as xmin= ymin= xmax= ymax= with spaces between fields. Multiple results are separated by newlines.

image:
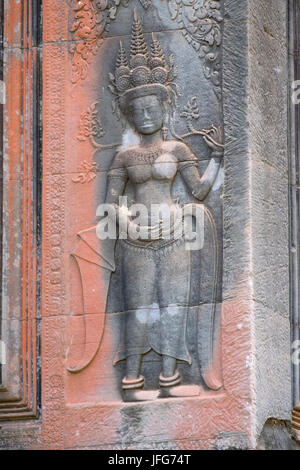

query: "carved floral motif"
xmin=70 ymin=0 xmax=154 ymax=83
xmin=70 ymin=0 xmax=128 ymax=83
xmin=180 ymin=96 xmax=224 ymax=148
xmin=77 ymin=101 xmax=104 ymax=143
xmin=72 ymin=160 xmax=100 ymax=183
xmin=74 ymin=100 xmax=120 ymax=184
xmin=161 ymin=0 xmax=223 ymax=99
xmin=77 ymin=100 xmax=120 ymax=149
xmin=180 ymin=96 xmax=200 ymax=126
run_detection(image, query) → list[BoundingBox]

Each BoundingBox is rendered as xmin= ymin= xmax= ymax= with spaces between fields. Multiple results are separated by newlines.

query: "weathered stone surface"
xmin=257 ymin=419 xmax=300 ymax=450
xmin=222 ymin=0 xmax=291 ymax=443
xmin=0 ymin=0 xmax=39 ymax=423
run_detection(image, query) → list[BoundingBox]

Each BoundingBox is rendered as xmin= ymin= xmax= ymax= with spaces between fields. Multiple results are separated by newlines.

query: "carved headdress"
xmin=110 ymin=9 xmax=177 ymax=112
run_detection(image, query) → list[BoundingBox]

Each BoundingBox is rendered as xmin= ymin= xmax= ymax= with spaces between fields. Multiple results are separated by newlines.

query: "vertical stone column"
xmin=223 ymin=0 xmax=291 ymax=445
xmin=291 ymin=0 xmax=300 ymax=441
xmin=0 ymin=0 xmax=40 ymax=425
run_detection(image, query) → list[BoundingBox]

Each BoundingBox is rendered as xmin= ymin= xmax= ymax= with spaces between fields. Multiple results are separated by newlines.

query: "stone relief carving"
xmin=45 ymin=46 xmax=66 ymax=316
xmin=77 ymin=101 xmax=105 ymax=144
xmin=72 ymin=160 xmax=100 ymax=183
xmin=180 ymin=96 xmax=223 ymax=142
xmin=67 ymin=9 xmax=224 ymax=401
xmin=70 ymin=0 xmax=153 ymax=83
xmin=139 ymin=0 xmax=153 ymax=7
xmin=108 ymin=26 xmax=179 ymax=121
xmin=70 ymin=0 xmax=129 ymax=83
xmin=70 ymin=0 xmax=223 ymax=100
xmin=73 ymin=101 xmax=120 ymax=183
xmin=161 ymin=0 xmax=223 ymax=100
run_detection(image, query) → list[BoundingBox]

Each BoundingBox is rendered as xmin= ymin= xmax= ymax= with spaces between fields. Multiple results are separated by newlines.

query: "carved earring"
xmin=161 ymin=126 xmax=168 ymax=141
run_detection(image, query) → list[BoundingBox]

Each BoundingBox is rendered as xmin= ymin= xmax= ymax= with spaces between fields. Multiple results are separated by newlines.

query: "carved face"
xmin=129 ymin=95 xmax=164 ymax=135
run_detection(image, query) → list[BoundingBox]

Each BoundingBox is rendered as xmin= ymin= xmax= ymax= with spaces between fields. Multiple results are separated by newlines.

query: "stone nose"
xmin=143 ymin=108 xmax=151 ymax=120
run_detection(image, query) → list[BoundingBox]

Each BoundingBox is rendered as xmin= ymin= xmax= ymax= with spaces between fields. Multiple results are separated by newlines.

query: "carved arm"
xmin=105 ymin=175 xmax=127 ymax=205
xmin=180 ymin=151 xmax=223 ymax=201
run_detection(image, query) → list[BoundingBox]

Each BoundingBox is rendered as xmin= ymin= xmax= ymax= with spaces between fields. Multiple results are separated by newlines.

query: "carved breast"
xmin=152 ymin=153 xmax=178 ymax=180
xmin=127 ymin=152 xmax=178 ymax=184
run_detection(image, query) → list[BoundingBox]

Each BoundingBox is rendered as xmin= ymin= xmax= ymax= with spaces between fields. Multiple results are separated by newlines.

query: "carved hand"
xmin=202 ymin=125 xmax=224 ymax=156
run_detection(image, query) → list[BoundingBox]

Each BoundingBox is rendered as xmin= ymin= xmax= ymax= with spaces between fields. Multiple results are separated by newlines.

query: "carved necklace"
xmin=131 ymin=145 xmax=163 ymax=165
